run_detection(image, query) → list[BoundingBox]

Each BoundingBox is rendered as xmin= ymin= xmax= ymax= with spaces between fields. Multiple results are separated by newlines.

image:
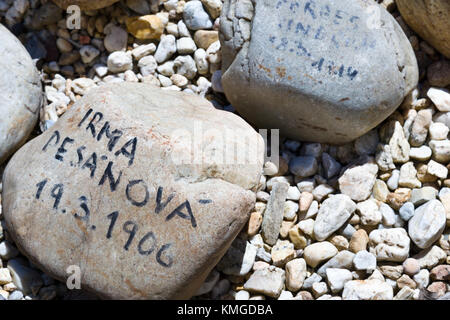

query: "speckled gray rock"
xmin=220 ymin=0 xmax=418 ymax=144
xmin=408 ymin=200 xmax=446 ymax=249
xmin=0 ymin=24 xmax=42 ymax=165
xmin=2 ymin=83 xmax=264 ymax=300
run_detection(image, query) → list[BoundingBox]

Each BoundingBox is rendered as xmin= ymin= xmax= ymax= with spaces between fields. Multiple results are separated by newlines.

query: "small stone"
xmin=131 ymin=43 xmax=157 ymax=60
xmin=194 ymin=30 xmax=219 ymax=49
xmin=155 ymin=34 xmax=177 ymax=63
xmin=342 ymin=279 xmax=393 ymax=300
xmin=402 ymin=258 xmax=420 ymax=277
xmin=79 ymin=45 xmax=100 ymax=64
xmin=349 ymin=229 xmax=369 ymax=253
xmin=427 ymin=282 xmax=447 ymax=298
xmin=104 ymin=25 xmax=128 ymax=52
xmin=243 ymin=266 xmax=285 ymax=298
xmin=389 ymin=122 xmax=410 ymax=163
xmin=399 ymin=202 xmax=415 ymax=221
xmin=299 ymin=192 xmax=313 ymax=212
xmin=397 ymin=274 xmax=417 ymax=290
xmin=235 ymin=290 xmax=250 ymax=300
xmin=107 ymin=51 xmax=133 ymax=73
xmin=408 ymin=200 xmax=446 ymax=249
xmin=0 ymin=268 xmax=12 ymax=285
xmin=313 ymin=195 xmax=356 ymax=241
xmin=326 ymin=268 xmax=353 ymax=293
xmin=302 ymin=273 xmax=322 ymax=290
xmin=138 ymin=55 xmax=157 ymax=76
xmin=369 ymin=228 xmax=410 ymax=262
xmin=429 ymin=140 xmax=450 ymax=163
xmin=289 ymin=156 xmax=318 ymax=177
xmin=247 ymin=211 xmax=262 ymax=237
xmin=430 ymin=265 xmax=450 ymax=281
xmin=387 ymin=169 xmax=400 ymax=191
xmin=427 ymin=88 xmax=450 ymax=112
xmin=427 ymin=160 xmax=448 ymax=179
xmin=373 ymin=180 xmax=389 ymax=202
xmin=285 ymin=258 xmax=307 ymax=292
xmin=413 ymin=269 xmax=430 ymax=289
xmin=414 ymin=246 xmax=446 ymax=269
xmin=283 ymin=201 xmax=298 ymax=221
xmin=183 ymin=0 xmax=213 ymax=30
xmin=126 ymin=15 xmax=165 ymax=40
xmin=338 ymin=162 xmax=378 ymax=201
xmin=288 ymin=226 xmax=307 ymax=250
xmin=312 ymin=282 xmax=328 ymax=298
xmin=376 ymin=144 xmax=396 ymax=171
xmin=353 ymin=251 xmax=377 ymax=272
xmin=427 ymin=60 xmax=450 ymax=87
xmin=174 ymin=55 xmax=198 ymax=80
xmin=305 ymin=200 xmax=319 ymax=219
xmin=303 ymin=242 xmax=338 ymax=268
xmin=330 ymin=235 xmax=349 ymax=251
xmin=312 ymin=184 xmax=334 ymax=202
xmin=410 ymin=187 xmax=438 ymax=206
xmin=176 ymin=37 xmax=197 ymax=54
xmin=380 ymin=203 xmax=397 ymax=227
xmin=0 ymin=242 xmax=19 ymax=260
xmin=317 ymin=251 xmax=355 ymax=277
xmin=261 ymin=182 xmax=289 ymax=246
xmin=321 ymin=153 xmax=341 ymax=178
xmin=201 ymin=0 xmax=222 ymax=19
xmin=429 ymin=122 xmax=449 ymax=141
xmin=7 ymin=290 xmax=23 ymax=300
xmin=398 ymin=162 xmax=421 ymax=188
xmin=271 ymin=240 xmax=295 ymax=267
xmin=409 ymin=109 xmax=432 ymax=147
xmin=357 ymin=199 xmax=382 ymax=226
xmin=409 ymin=146 xmax=432 ymax=161
xmin=217 ymin=239 xmax=257 ymax=277
xmin=380 ymin=265 xmax=404 ymax=280
xmin=387 ymin=188 xmax=411 ymax=210
xmin=286 ymin=186 xmax=301 ymax=201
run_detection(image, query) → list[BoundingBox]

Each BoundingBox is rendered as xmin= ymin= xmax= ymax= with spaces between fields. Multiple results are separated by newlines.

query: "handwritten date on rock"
xmin=1 ymin=83 xmax=263 ymax=299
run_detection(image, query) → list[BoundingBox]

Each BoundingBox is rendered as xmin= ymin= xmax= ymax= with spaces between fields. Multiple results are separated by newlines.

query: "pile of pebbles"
xmin=0 ymin=0 xmax=449 ymax=300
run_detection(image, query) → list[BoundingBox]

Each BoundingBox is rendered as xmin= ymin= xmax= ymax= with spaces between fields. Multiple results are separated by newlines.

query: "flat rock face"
xmin=220 ymin=0 xmax=418 ymax=144
xmin=52 ymin=0 xmax=120 ymax=10
xmin=2 ymin=83 xmax=264 ymax=299
xmin=0 ymin=24 xmax=42 ymax=165
xmin=397 ymin=0 xmax=450 ymax=58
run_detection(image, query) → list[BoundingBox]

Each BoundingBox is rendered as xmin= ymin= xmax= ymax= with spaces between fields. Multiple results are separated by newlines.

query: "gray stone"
xmin=399 ymin=202 xmax=415 ymax=221
xmin=243 ymin=266 xmax=285 ymax=298
xmin=326 ymin=268 xmax=353 ymax=293
xmin=317 ymin=250 xmax=355 ymax=277
xmin=183 ymin=1 xmax=213 ymax=30
xmin=338 ymin=162 xmax=378 ymax=201
xmin=0 ymin=25 xmax=42 ymax=165
xmin=2 ymin=83 xmax=264 ymax=300
xmin=321 ymin=153 xmax=341 ymax=179
xmin=429 ymin=140 xmax=450 ymax=163
xmin=289 ymin=156 xmax=318 ymax=177
xmin=220 ymin=0 xmax=418 ymax=144
xmin=302 ymin=273 xmax=322 ymax=290
xmin=408 ymin=200 xmax=446 ymax=249
xmin=342 ymin=279 xmax=393 ymax=300
xmin=353 ymin=251 xmax=377 ymax=272
xmin=314 ymin=194 xmax=356 ymax=241
xmin=261 ymin=182 xmax=289 ymax=246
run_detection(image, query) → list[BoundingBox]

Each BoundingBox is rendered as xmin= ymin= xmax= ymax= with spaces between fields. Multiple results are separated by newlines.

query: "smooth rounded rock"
xmin=396 ymin=0 xmax=450 ymax=58
xmin=52 ymin=0 xmax=120 ymax=10
xmin=220 ymin=0 xmax=418 ymax=144
xmin=408 ymin=200 xmax=446 ymax=249
xmin=2 ymin=83 xmax=264 ymax=300
xmin=0 ymin=25 xmax=42 ymax=165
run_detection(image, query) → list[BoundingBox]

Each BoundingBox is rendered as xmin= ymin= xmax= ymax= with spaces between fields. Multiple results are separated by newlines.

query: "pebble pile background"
xmin=0 ymin=0 xmax=449 ymax=300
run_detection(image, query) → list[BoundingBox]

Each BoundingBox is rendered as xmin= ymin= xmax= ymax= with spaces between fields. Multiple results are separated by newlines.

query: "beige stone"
xmin=349 ymin=229 xmax=369 ymax=253
xmin=397 ymin=0 xmax=450 ymax=58
xmin=194 ymin=30 xmax=219 ymax=50
xmin=126 ymin=15 xmax=165 ymax=40
xmin=2 ymin=83 xmax=264 ymax=300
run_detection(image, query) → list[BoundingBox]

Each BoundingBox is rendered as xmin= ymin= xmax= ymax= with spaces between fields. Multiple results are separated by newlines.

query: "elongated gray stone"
xmin=220 ymin=0 xmax=418 ymax=144
xmin=0 ymin=24 xmax=42 ymax=165
xmin=261 ymin=181 xmax=289 ymax=246
xmin=2 ymin=83 xmax=264 ymax=300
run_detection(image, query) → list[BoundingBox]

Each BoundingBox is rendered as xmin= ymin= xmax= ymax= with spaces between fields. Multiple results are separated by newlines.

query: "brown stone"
xmin=397 ymin=0 xmax=450 ymax=58
xmin=349 ymin=229 xmax=369 ymax=253
xmin=52 ymin=0 xmax=120 ymax=10
xmin=2 ymin=83 xmax=264 ymax=300
xmin=430 ymin=265 xmax=450 ymax=281
xmin=397 ymin=274 xmax=417 ymax=290
xmin=427 ymin=281 xmax=447 ymax=297
xmin=247 ymin=211 xmax=262 ymax=236
xmin=387 ymin=188 xmax=411 ymax=210
xmin=126 ymin=15 xmax=165 ymax=40
xmin=194 ymin=30 xmax=219 ymax=50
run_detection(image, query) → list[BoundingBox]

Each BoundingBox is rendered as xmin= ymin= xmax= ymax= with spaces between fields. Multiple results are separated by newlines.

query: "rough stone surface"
xmin=342 ymin=279 xmax=393 ymax=300
xmin=0 ymin=25 xmax=42 ymax=164
xmin=261 ymin=182 xmax=289 ymax=246
xmin=314 ymin=195 xmax=356 ymax=241
xmin=369 ymin=228 xmax=410 ymax=262
xmin=220 ymin=0 xmax=418 ymax=144
xmin=2 ymin=83 xmax=264 ymax=300
xmin=243 ymin=266 xmax=285 ymax=298
xmin=396 ymin=0 xmax=450 ymax=58
xmin=408 ymin=200 xmax=446 ymax=249
xmin=338 ymin=162 xmax=378 ymax=201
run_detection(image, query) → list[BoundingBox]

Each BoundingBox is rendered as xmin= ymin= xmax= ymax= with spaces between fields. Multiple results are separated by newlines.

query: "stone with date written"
xmin=220 ymin=0 xmax=418 ymax=144
xmin=1 ymin=83 xmax=264 ymax=299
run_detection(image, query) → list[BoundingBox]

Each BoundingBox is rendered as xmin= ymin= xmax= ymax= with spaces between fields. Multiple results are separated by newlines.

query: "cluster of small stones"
xmin=0 ymin=0 xmax=449 ymax=300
